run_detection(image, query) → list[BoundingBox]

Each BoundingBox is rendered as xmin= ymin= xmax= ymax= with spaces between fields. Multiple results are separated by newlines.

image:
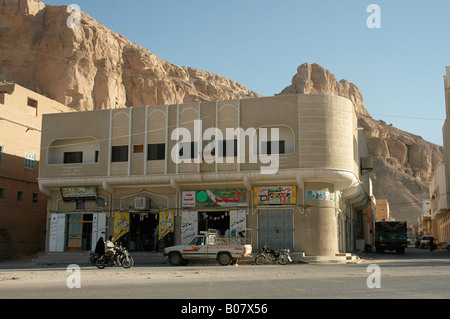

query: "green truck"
xmin=375 ymin=221 xmax=407 ymax=254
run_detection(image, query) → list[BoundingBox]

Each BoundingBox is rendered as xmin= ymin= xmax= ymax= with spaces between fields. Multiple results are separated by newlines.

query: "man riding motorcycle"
xmin=105 ymin=236 xmax=122 ymax=264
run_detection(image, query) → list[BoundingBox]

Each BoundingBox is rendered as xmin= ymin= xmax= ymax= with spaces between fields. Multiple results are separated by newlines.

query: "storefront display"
xmin=181 ymin=210 xmax=246 ymax=244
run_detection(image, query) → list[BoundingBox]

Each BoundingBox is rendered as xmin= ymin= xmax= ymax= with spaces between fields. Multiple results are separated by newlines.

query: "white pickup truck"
xmin=163 ymin=229 xmax=252 ymax=266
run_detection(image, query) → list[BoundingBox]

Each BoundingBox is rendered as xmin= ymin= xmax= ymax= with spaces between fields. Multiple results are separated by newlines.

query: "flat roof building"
xmin=0 ymin=83 xmax=73 ymax=257
xmin=39 ymin=94 xmax=370 ymax=257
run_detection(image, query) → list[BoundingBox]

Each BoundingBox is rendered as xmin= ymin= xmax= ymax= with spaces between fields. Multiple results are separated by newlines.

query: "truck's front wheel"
xmin=217 ymin=253 xmax=232 ymax=266
xmin=169 ymin=252 xmax=184 ymax=266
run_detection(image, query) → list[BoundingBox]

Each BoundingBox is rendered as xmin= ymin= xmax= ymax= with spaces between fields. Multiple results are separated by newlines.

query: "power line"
xmin=372 ymin=113 xmax=444 ymax=121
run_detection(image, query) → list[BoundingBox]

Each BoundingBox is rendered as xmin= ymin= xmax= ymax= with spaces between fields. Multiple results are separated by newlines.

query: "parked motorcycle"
xmin=254 ymin=244 xmax=292 ymax=265
xmin=90 ymin=246 xmax=134 ymax=269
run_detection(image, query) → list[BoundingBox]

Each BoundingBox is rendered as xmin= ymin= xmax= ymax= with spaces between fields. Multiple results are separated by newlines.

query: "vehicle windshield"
xmin=189 ymin=237 xmax=205 ymax=246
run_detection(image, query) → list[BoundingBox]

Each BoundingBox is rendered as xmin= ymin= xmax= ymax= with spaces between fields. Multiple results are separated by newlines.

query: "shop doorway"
xmin=129 ymin=213 xmax=158 ymax=251
xmin=198 ymin=211 xmax=230 ymax=236
xmin=258 ymin=209 xmax=293 ymax=251
xmin=66 ymin=213 xmax=93 ymax=251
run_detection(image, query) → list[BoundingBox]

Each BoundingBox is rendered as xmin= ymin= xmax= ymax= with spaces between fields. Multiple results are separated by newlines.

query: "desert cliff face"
xmin=279 ymin=63 xmax=443 ymax=223
xmin=1 ymin=1 xmax=442 ymax=224
xmin=0 ymin=0 xmax=259 ymax=110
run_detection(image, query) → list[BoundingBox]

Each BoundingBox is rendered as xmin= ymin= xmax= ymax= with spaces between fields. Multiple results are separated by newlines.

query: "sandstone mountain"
xmin=1 ymin=0 xmax=442 ymax=224
xmin=278 ymin=63 xmax=444 ymax=224
xmin=0 ymin=0 xmax=259 ymax=110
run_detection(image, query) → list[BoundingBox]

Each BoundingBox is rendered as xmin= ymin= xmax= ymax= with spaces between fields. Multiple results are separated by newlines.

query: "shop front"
xmin=112 ymin=210 xmax=174 ymax=253
xmin=129 ymin=212 xmax=159 ymax=251
xmin=48 ymin=212 xmax=107 ymax=252
xmin=48 ymin=187 xmax=107 ymax=252
xmin=181 ymin=189 xmax=249 ymax=244
xmin=254 ymin=186 xmax=297 ymax=251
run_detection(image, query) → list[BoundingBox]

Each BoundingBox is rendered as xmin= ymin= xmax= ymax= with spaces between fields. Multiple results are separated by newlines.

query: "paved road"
xmin=1 ymin=247 xmax=449 ymax=301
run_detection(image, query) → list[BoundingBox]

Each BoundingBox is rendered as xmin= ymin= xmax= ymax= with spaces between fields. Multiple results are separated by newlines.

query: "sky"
xmin=42 ymin=0 xmax=450 ymax=146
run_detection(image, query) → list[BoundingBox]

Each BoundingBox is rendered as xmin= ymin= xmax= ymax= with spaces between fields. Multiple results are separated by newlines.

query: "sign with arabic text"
xmin=254 ymin=186 xmax=296 ymax=205
xmin=305 ymin=190 xmax=335 ymax=201
xmin=182 ymin=189 xmax=248 ymax=207
xmin=60 ymin=186 xmax=97 ymax=202
xmin=159 ymin=211 xmax=174 ymax=240
xmin=113 ymin=212 xmax=129 ymax=241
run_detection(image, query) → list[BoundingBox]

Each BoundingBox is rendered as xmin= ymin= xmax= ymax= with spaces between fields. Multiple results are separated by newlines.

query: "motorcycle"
xmin=254 ymin=244 xmax=292 ymax=265
xmin=90 ymin=245 xmax=134 ymax=269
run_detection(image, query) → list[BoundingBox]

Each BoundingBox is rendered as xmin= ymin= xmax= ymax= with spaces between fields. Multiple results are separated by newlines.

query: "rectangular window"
xmin=25 ymin=152 xmax=36 ymax=170
xmin=260 ymin=140 xmax=285 ymax=155
xmin=0 ymin=188 xmax=4 ymax=198
xmin=64 ymin=152 xmax=83 ymax=164
xmin=0 ymin=145 xmax=3 ymax=163
xmin=148 ymin=143 xmax=165 ymax=161
xmin=95 ymin=150 xmax=99 ymax=163
xmin=32 ymin=193 xmax=38 ymax=203
xmin=17 ymin=191 xmax=23 ymax=201
xmin=111 ymin=145 xmax=128 ymax=162
xmin=27 ymin=98 xmax=38 ymax=108
xmin=75 ymin=201 xmax=86 ymax=210
xmin=27 ymin=98 xmax=38 ymax=116
xmin=178 ymin=142 xmax=197 ymax=160
xmin=220 ymin=140 xmax=238 ymax=157
xmin=133 ymin=144 xmax=144 ymax=153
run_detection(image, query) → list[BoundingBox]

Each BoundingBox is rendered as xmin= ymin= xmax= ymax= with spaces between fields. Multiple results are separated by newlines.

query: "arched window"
xmin=47 ymin=137 xmax=100 ymax=165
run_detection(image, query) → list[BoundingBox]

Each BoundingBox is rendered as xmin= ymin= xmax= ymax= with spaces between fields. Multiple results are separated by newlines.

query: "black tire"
xmin=278 ymin=254 xmax=289 ymax=265
xmin=255 ymin=254 xmax=266 ymax=265
xmin=169 ymin=252 xmax=184 ymax=266
xmin=217 ymin=253 xmax=232 ymax=266
xmin=96 ymin=262 xmax=106 ymax=269
xmin=121 ymin=256 xmax=134 ymax=268
xmin=95 ymin=256 xmax=106 ymax=269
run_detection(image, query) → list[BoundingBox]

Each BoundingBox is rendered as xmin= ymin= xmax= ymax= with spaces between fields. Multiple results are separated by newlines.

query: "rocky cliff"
xmin=0 ymin=0 xmax=259 ymax=110
xmin=1 ymin=1 xmax=442 ymax=224
xmin=279 ymin=63 xmax=443 ymax=224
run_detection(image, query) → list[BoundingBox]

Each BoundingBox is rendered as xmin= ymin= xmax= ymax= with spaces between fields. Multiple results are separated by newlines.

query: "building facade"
xmin=429 ymin=164 xmax=449 ymax=243
xmin=426 ymin=66 xmax=450 ymax=245
xmin=443 ymin=66 xmax=450 ymax=210
xmin=362 ymin=179 xmax=377 ymax=249
xmin=0 ymin=83 xmax=73 ymax=257
xmin=375 ymin=199 xmax=390 ymax=221
xmin=39 ymin=94 xmax=370 ymax=256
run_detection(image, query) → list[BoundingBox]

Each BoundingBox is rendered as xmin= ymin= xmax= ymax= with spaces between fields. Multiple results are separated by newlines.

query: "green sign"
xmin=182 ymin=189 xmax=248 ymax=207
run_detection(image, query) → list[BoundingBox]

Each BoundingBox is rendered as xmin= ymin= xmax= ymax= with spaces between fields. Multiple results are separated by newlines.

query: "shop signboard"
xmin=49 ymin=213 xmax=66 ymax=252
xmin=305 ymin=190 xmax=335 ymax=201
xmin=113 ymin=212 xmax=129 ymax=241
xmin=181 ymin=211 xmax=198 ymax=244
xmin=181 ymin=191 xmax=196 ymax=207
xmin=60 ymin=186 xmax=97 ymax=202
xmin=229 ymin=210 xmax=246 ymax=237
xmin=182 ymin=189 xmax=248 ymax=207
xmin=254 ymin=186 xmax=296 ymax=205
xmin=159 ymin=211 xmax=174 ymax=240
